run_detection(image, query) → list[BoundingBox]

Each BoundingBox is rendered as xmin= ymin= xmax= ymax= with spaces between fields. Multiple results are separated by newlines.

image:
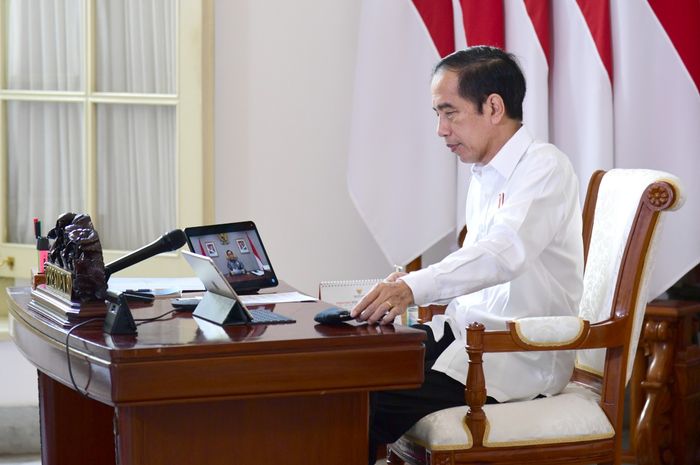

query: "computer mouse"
xmin=314 ymin=307 xmax=353 ymax=324
xmin=171 ymin=297 xmax=202 ymax=312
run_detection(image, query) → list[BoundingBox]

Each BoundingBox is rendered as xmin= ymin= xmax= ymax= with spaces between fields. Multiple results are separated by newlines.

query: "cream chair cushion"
xmin=403 ymin=383 xmax=613 ymax=450
xmin=514 ymin=316 xmax=584 ymax=346
xmin=577 ymin=169 xmax=684 ymax=379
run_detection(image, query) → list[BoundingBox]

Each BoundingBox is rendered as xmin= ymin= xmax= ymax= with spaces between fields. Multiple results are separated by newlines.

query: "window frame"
xmin=0 ymin=0 xmax=213 ymax=285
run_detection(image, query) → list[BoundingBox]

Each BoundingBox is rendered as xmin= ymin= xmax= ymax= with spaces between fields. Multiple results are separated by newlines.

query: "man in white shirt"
xmin=351 ymin=46 xmax=583 ymax=465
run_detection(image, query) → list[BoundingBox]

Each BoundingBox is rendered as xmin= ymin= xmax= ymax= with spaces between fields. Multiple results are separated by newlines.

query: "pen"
xmin=124 ymin=289 xmax=155 ymax=298
xmin=33 ymin=218 xmax=41 ymax=238
xmin=122 ymin=292 xmax=155 ymax=303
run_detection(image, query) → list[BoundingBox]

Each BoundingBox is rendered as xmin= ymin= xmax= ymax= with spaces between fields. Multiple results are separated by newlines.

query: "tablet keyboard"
xmin=249 ymin=309 xmax=295 ymax=324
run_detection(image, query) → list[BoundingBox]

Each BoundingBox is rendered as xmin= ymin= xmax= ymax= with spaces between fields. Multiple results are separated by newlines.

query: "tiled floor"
xmin=0 ymin=456 xmax=40 ymax=465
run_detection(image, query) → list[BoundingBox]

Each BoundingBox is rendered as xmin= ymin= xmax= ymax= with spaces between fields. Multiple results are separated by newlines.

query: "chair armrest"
xmin=418 ymin=304 xmax=447 ymax=322
xmin=512 ymin=316 xmax=588 ymax=347
xmin=464 ymin=316 xmax=629 ymax=446
xmin=465 ymin=317 xmax=628 ymax=354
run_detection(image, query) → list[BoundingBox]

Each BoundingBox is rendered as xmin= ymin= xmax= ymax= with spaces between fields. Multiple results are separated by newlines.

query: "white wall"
xmin=214 ymin=0 xmax=403 ymax=296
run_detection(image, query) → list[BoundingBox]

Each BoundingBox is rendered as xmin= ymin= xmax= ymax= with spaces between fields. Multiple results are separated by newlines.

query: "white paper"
xmin=239 ymin=292 xmax=316 ymax=305
xmin=108 ymin=277 xmax=205 ymax=295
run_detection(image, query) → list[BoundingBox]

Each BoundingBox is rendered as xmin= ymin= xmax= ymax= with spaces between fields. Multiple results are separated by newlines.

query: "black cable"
xmin=65 ymin=317 xmax=103 ymax=399
xmin=135 ymin=309 xmax=176 ymax=325
xmin=65 ymin=309 xmax=175 ymax=398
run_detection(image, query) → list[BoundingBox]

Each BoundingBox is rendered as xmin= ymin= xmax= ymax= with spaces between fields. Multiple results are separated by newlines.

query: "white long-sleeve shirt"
xmin=401 ymin=126 xmax=584 ymax=402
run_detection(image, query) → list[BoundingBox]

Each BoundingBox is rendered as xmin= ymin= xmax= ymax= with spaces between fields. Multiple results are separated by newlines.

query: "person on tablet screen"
xmin=225 ymin=249 xmax=246 ymax=276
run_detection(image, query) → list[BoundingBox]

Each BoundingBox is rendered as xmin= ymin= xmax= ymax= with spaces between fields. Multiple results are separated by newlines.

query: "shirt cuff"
xmin=399 ymin=268 xmax=438 ymax=305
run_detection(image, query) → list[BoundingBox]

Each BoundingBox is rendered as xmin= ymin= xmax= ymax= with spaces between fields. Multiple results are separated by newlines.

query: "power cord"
xmin=65 ymin=309 xmax=176 ymax=398
xmin=65 ymin=317 xmax=103 ymax=399
xmin=135 ymin=309 xmax=176 ymax=326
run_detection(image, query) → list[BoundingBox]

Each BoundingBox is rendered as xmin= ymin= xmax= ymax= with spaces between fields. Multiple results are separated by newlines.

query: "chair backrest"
xmin=576 ymin=169 xmax=684 ymax=385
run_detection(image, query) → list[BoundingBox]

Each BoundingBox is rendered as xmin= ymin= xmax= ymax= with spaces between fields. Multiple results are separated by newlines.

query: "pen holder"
xmin=36 ymin=236 xmax=49 ymax=273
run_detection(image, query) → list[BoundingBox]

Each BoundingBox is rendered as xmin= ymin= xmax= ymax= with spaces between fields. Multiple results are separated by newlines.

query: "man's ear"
xmin=485 ymin=93 xmax=506 ymax=124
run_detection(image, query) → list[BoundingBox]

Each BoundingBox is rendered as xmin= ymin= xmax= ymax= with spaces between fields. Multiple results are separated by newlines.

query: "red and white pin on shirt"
xmin=497 ymin=192 xmax=505 ymax=208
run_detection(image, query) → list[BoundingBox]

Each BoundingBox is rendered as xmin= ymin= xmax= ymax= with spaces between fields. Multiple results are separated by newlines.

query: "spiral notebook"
xmin=318 ymin=279 xmax=382 ymax=311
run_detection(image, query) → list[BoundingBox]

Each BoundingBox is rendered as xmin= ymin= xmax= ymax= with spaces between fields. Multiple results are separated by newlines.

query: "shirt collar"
xmin=471 ymin=126 xmax=533 ymax=180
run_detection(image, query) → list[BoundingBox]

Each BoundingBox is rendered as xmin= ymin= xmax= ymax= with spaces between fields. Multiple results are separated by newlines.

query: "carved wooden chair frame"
xmin=387 ymin=169 xmax=681 ymax=465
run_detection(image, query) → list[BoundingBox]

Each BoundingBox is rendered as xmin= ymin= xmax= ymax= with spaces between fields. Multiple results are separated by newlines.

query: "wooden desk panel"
xmin=117 ymin=392 xmax=367 ymax=464
xmin=7 ymin=287 xmax=426 ymax=465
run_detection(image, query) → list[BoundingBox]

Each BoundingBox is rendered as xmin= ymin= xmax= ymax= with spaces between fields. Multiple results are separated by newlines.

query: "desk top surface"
xmin=6 ymin=286 xmax=426 ymax=404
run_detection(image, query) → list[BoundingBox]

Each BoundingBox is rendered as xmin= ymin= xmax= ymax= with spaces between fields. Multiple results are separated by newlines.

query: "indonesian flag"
xmin=610 ymin=0 xmax=700 ymax=297
xmin=551 ymin=0 xmax=614 ymax=207
xmin=198 ymin=238 xmax=207 ymax=256
xmin=506 ymin=0 xmax=550 ymax=142
xmin=349 ymin=0 xmax=700 ymax=298
xmin=348 ymin=0 xmax=457 ymax=268
xmin=246 ymin=232 xmax=267 ymax=271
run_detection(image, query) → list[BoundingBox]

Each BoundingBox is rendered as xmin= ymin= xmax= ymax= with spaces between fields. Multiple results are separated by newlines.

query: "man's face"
xmin=227 ymin=251 xmax=235 ymax=260
xmin=431 ymin=69 xmax=496 ymax=165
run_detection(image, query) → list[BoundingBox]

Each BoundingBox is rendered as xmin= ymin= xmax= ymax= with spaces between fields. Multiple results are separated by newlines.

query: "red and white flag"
xmin=610 ymin=0 xmax=700 ymax=297
xmin=349 ymin=0 xmax=700 ymax=297
xmin=551 ymin=0 xmax=615 ymax=202
xmin=348 ymin=0 xmax=458 ymax=267
xmin=246 ymin=232 xmax=267 ymax=271
xmin=506 ymin=0 xmax=550 ymax=142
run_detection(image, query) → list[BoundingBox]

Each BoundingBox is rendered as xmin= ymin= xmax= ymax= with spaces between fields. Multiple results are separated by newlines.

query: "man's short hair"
xmin=433 ymin=46 xmax=526 ymax=120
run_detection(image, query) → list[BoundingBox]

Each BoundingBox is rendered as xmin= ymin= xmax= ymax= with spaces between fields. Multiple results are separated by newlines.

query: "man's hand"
xmin=350 ymin=272 xmax=415 ymax=325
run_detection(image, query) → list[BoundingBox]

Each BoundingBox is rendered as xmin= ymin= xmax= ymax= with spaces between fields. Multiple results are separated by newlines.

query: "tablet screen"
xmin=184 ymin=221 xmax=278 ymax=294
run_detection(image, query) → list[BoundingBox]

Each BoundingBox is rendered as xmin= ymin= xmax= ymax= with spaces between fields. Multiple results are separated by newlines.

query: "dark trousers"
xmin=368 ymin=324 xmax=497 ymax=465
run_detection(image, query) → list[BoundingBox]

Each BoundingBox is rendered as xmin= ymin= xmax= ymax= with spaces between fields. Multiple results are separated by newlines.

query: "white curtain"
xmin=6 ymin=0 xmax=176 ymax=250
xmin=6 ymin=0 xmax=83 ymax=91
xmin=7 ymin=102 xmax=84 ymax=243
xmin=6 ymin=0 xmax=84 ymax=243
xmin=96 ymin=105 xmax=176 ymax=250
xmin=95 ymin=0 xmax=176 ymax=250
xmin=95 ymin=0 xmax=176 ymax=94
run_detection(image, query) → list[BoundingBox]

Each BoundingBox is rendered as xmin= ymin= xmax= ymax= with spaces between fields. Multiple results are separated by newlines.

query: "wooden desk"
xmin=627 ymin=300 xmax=700 ymax=465
xmin=6 ymin=287 xmax=425 ymax=465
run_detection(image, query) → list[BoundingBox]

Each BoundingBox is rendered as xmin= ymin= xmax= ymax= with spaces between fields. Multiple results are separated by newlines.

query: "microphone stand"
xmin=101 ymin=229 xmax=186 ymax=335
xmin=103 ymin=292 xmax=137 ymax=335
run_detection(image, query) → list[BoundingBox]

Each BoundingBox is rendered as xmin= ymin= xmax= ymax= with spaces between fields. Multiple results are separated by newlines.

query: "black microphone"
xmin=104 ymin=229 xmax=187 ymax=279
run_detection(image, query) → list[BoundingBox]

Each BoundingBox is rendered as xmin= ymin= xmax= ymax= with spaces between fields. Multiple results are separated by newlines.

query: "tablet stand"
xmin=193 ymin=291 xmax=250 ymax=326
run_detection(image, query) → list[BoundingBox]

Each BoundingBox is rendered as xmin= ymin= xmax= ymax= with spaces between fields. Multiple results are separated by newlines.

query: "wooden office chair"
xmin=387 ymin=169 xmax=685 ymax=465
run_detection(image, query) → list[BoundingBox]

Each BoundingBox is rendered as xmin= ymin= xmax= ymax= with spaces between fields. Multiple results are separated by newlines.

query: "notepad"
xmin=318 ymin=279 xmax=382 ymax=311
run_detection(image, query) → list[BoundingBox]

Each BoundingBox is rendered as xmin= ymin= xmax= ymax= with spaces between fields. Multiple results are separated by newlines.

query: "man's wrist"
xmin=399 ymin=268 xmax=435 ymax=305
